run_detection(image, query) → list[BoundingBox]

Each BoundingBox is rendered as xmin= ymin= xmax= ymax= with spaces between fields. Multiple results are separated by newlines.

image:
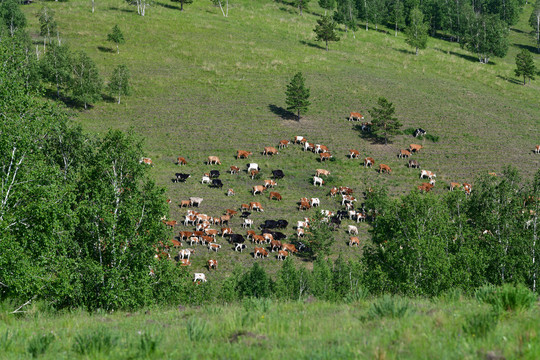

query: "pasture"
xmin=21 ymin=0 xmax=540 ymax=279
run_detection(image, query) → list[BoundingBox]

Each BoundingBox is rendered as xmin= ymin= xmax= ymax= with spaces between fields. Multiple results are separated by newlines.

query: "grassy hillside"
xmin=1 ymin=294 xmax=539 ymax=359
xmin=21 ymin=0 xmax=540 ymax=277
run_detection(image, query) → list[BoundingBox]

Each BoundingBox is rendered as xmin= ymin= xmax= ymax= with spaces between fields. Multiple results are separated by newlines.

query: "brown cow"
xmin=299 ymin=200 xmax=311 ymax=211
xmin=204 ymin=229 xmax=218 ymax=238
xmin=281 ymin=243 xmax=298 ymax=253
xmin=227 ymin=188 xmax=235 ymax=196
xmin=221 ymin=227 xmax=233 ymax=237
xmin=162 ymin=220 xmax=177 ymax=228
xmin=208 ymin=259 xmax=218 ymax=270
xmin=179 ymin=231 xmax=193 ymax=241
xmin=140 ymin=157 xmax=153 ymax=166
xmin=179 ymin=259 xmax=191 ymax=266
xmin=269 ymin=192 xmax=282 ymax=201
xmin=200 ymin=236 xmax=215 ymax=245
xmin=252 ymin=235 xmax=265 ymax=244
xmin=230 ymin=165 xmax=240 ymax=174
xmin=349 ymin=112 xmax=364 ymax=121
xmin=246 ymin=230 xmax=256 ymax=239
xmin=349 ymin=149 xmax=360 ymax=159
xmin=264 ymin=179 xmax=277 ymax=188
xmin=409 ymin=144 xmax=423 ymax=153
xmin=293 ymin=136 xmax=306 ymax=144
xmin=263 ymin=147 xmax=279 ymax=156
xmin=279 ymin=140 xmax=290 ymax=149
xmin=270 ymin=240 xmax=282 ymax=252
xmin=170 ymin=239 xmax=182 ymax=248
xmin=240 ymin=203 xmax=250 ymax=211
xmin=320 ymin=152 xmax=332 ymax=161
xmin=408 ymin=160 xmax=420 ymax=169
xmin=220 ymin=215 xmax=230 ymax=225
xmin=418 ymin=183 xmax=434 ymax=192
xmin=207 ymin=156 xmax=221 ymax=165
xmin=249 ymin=202 xmax=264 ymax=212
xmin=449 ymin=182 xmax=461 ymax=191
xmin=463 ymin=183 xmax=472 ymax=195
xmin=277 ymin=250 xmax=289 ymax=260
xmin=226 ymin=209 xmax=238 ymax=217
xmin=379 ymin=164 xmax=391 ymax=174
xmin=535 ymin=145 xmax=540 ymax=154
xmin=316 ymin=169 xmax=330 ymax=177
xmin=330 ymin=187 xmax=339 ymax=197
xmin=349 ymin=237 xmax=360 ymax=246
xmin=180 ymin=200 xmax=191 ymax=207
xmin=254 ymin=247 xmax=269 ymax=258
xmin=177 ymin=157 xmax=187 ymax=165
xmin=208 ymin=243 xmax=222 ymax=252
xmin=253 ymin=185 xmax=265 ymax=195
xmin=250 ymin=169 xmax=259 ymax=179
xmin=237 ymin=150 xmax=253 ymax=159
xmin=364 ymin=157 xmax=375 ymax=167
xmin=398 ymin=150 xmax=411 ymax=158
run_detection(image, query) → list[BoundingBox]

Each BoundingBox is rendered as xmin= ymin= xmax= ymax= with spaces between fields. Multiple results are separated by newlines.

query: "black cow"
xmin=413 ymin=128 xmax=427 ymax=137
xmin=175 ymin=173 xmax=191 ymax=182
xmin=276 ymin=219 xmax=288 ymax=229
xmin=226 ymin=234 xmax=245 ymax=244
xmin=211 ymin=179 xmax=223 ymax=188
xmin=241 ymin=211 xmax=252 ymax=218
xmin=260 ymin=229 xmax=287 ymax=240
xmin=210 ymin=170 xmax=220 ymax=178
xmin=260 ymin=220 xmax=278 ymax=229
xmin=272 ymin=170 xmax=284 ymax=179
xmin=336 ymin=210 xmax=348 ymax=219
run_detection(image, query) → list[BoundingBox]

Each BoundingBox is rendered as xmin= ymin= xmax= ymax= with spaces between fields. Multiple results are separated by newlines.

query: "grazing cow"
xmin=315 ymin=144 xmax=329 ymax=154
xmin=175 ymin=173 xmax=191 ymax=182
xmin=297 ymin=219 xmax=310 ymax=229
xmin=208 ymin=243 xmax=222 ymax=252
xmin=349 ymin=112 xmax=364 ymax=121
xmin=449 ymin=182 xmax=461 ymax=191
xmin=211 ymin=179 xmax=223 ymax=188
xmin=269 ymin=192 xmax=282 ymax=201
xmin=379 ymin=164 xmax=392 ymax=174
xmin=330 ymin=187 xmax=339 ymax=197
xmin=420 ymin=170 xmax=436 ymax=179
xmin=207 ymin=156 xmax=221 ymax=165
xmin=235 ymin=243 xmax=247 ymax=252
xmin=321 ymin=209 xmax=334 ymax=218
xmin=342 ymin=195 xmax=356 ymax=206
xmin=463 ymin=183 xmax=472 ymax=195
xmin=209 ymin=170 xmax=220 ymax=178
xmin=247 ymin=163 xmax=260 ymax=172
xmin=240 ymin=203 xmax=250 ymax=211
xmin=249 ymin=202 xmax=264 ymax=212
xmin=241 ymin=211 xmax=251 ymax=218
xmin=261 ymin=220 xmax=278 ymax=229
xmin=237 ymin=150 xmax=253 ymax=159
xmin=226 ymin=209 xmax=238 ymax=217
xmin=201 ymin=175 xmax=211 ymax=184
xmin=220 ymin=215 xmax=230 ymax=225
xmin=299 ymin=200 xmax=311 ymax=211
xmin=193 ymin=273 xmax=207 ymax=282
xmin=310 ymin=198 xmax=320 ymax=207
xmin=162 ymin=220 xmax=177 ymax=228
xmin=242 ymin=218 xmax=253 ymax=228
xmin=227 ymin=233 xmax=245 ymax=244
xmin=279 ymin=140 xmax=290 ymax=149
xmin=184 ymin=215 xmax=196 ymax=226
xmin=413 ymin=128 xmax=427 ymax=137
xmin=313 ymin=176 xmax=324 ymax=186
xmin=349 ymin=237 xmax=360 ymax=246
xmin=227 ymin=188 xmax=235 ymax=196
xmin=316 ymin=169 xmax=330 ymax=177
xmin=408 ymin=160 xmax=420 ymax=169
xmin=171 ymin=239 xmax=182 ymax=248
xmin=179 ymin=231 xmax=193 ymax=241
xmin=177 ymin=157 xmax=187 ymax=165
xmin=320 ymin=152 xmax=332 ymax=161
xmin=534 ymin=145 xmax=540 ymax=154
xmin=264 ymin=179 xmax=277 ymax=188
xmin=418 ymin=183 xmax=434 ymax=193
xmin=230 ymin=165 xmax=240 ymax=174
xmin=246 ymin=230 xmax=256 ymax=239
xmin=304 ymin=142 xmax=315 ymax=152
xmin=205 ymin=229 xmax=218 ymax=238
xmin=140 ymin=157 xmax=153 ymax=165
xmin=200 ymin=236 xmax=215 ymax=245
xmin=221 ymin=227 xmax=233 ymax=237
xmin=252 ymin=235 xmax=265 ymax=244
xmin=254 ymin=247 xmax=269 ymax=258
xmin=270 ymin=240 xmax=283 ymax=252
xmin=179 ymin=249 xmax=193 ymax=260
xmin=208 ymin=259 xmax=218 ymax=270
xmin=398 ymin=150 xmax=411 ymax=158
xmin=339 ymin=186 xmax=354 ymax=195
xmin=263 ymin=147 xmax=279 ymax=156
xmin=272 ymin=170 xmax=285 ymax=179
xmin=281 ymin=243 xmax=298 ymax=253
xmin=293 ymin=136 xmax=306 ymax=144
xmin=250 ymin=169 xmax=259 ymax=179
xmin=409 ymin=144 xmax=423 ymax=153
xmin=180 ymin=200 xmax=190 ymax=207
xmin=364 ymin=157 xmax=375 ymax=167
xmin=179 ymin=259 xmax=191 ymax=266
xmin=296 ymin=228 xmax=305 ymax=237
xmin=253 ymin=185 xmax=265 ymax=195
xmin=349 ymin=149 xmax=360 ymax=159
xmin=277 ymin=250 xmax=289 ymax=260
xmin=348 ymin=225 xmax=358 ymax=235
xmin=263 ymin=233 xmax=274 ymax=243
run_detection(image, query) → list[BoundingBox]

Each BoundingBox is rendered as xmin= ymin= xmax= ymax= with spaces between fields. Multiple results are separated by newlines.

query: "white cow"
xmin=201 ymin=175 xmax=211 ymax=184
xmin=310 ymin=198 xmax=320 ymax=207
xmin=242 ymin=218 xmax=253 ymax=228
xmin=247 ymin=163 xmax=260 ymax=172
xmin=179 ymin=249 xmax=192 ymax=260
xmin=193 ymin=273 xmax=207 ymax=282
xmin=313 ymin=176 xmax=324 ymax=186
xmin=348 ymin=225 xmax=358 ymax=235
xmin=420 ymin=170 xmax=436 ymax=179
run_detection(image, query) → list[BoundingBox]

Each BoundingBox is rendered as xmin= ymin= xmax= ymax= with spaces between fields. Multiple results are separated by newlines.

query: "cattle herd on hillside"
xmin=147 ymin=114 xmax=540 ymax=283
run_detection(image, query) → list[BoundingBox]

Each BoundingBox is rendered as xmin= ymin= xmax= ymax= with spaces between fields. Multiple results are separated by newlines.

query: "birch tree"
xmin=107 ymin=65 xmax=131 ymax=104
xmin=530 ymin=0 xmax=540 ymax=53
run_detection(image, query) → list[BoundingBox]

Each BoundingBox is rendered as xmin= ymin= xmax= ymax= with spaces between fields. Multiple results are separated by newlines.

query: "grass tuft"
xmin=462 ymin=311 xmax=499 ymax=338
xmin=72 ymin=328 xmax=117 ymax=355
xmin=186 ymin=318 xmax=211 ymax=342
xmin=368 ymin=295 xmax=413 ymax=319
xmin=475 ymin=284 xmax=537 ymax=312
xmin=27 ymin=333 xmax=54 ymax=358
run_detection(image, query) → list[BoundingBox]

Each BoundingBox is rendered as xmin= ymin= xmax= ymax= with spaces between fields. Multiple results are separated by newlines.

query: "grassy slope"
xmin=1 ymin=296 xmax=539 ymax=359
xmin=22 ymin=1 xmax=540 ymax=277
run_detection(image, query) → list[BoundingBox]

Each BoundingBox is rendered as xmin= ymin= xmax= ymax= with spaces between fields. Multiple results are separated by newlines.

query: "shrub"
xmin=186 ymin=318 xmax=210 ymax=342
xmin=425 ymin=134 xmax=439 ymax=142
xmin=237 ymin=263 xmax=272 ymax=298
xmin=403 ymin=127 xmax=416 ymax=136
xmin=475 ymin=284 xmax=537 ymax=312
xmin=462 ymin=311 xmax=499 ymax=338
xmin=27 ymin=333 xmax=54 ymax=358
xmin=368 ymin=295 xmax=412 ymax=319
xmin=72 ymin=328 xmax=117 ymax=355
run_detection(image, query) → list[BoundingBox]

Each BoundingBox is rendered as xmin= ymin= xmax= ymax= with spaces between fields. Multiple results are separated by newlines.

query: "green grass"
xmin=1 ymin=296 xmax=539 ymax=359
xmin=21 ymin=0 xmax=540 ymax=279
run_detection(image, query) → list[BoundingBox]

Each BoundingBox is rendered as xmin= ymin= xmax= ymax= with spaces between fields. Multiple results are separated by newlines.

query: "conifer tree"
xmin=515 ymin=49 xmax=536 ymax=85
xmin=314 ymin=14 xmax=340 ymax=51
xmin=368 ymin=97 xmax=401 ymax=145
xmin=285 ymin=72 xmax=310 ymax=121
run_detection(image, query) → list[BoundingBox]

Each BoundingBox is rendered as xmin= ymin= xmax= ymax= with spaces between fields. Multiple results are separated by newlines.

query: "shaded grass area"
xmin=1 ymin=296 xmax=539 ymax=359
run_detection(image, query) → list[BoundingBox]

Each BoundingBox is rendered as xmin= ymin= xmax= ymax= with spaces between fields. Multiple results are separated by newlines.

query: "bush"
xmin=368 ymin=295 xmax=413 ymax=319
xmin=72 ymin=328 xmax=117 ymax=355
xmin=475 ymin=284 xmax=537 ymax=312
xmin=237 ymin=263 xmax=272 ymax=298
xmin=462 ymin=311 xmax=499 ymax=338
xmin=425 ymin=134 xmax=439 ymax=142
xmin=27 ymin=333 xmax=54 ymax=358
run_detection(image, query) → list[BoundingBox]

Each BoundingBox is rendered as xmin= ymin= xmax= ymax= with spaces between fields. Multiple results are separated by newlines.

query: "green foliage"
xmin=37 ymin=6 xmax=57 ymax=41
xmin=71 ymin=51 xmax=102 ymax=109
xmin=285 ymin=71 xmax=310 ymax=121
xmin=186 ymin=318 xmax=211 ymax=341
xmin=461 ymin=12 xmax=509 ymax=64
xmin=295 ymin=0 xmax=311 ymax=15
xmin=475 ymin=284 xmax=537 ymax=312
xmin=302 ymin=213 xmax=334 ymax=260
xmin=27 ymin=333 xmax=54 ymax=358
xmin=314 ymin=14 xmax=340 ymax=51
xmin=107 ymin=24 xmax=125 ymax=53
xmin=368 ymin=295 xmax=413 ymax=319
xmin=333 ymin=0 xmax=357 ymax=32
xmin=72 ymin=328 xmax=117 ymax=355
xmin=274 ymin=257 xmax=301 ymax=300
xmin=242 ymin=297 xmax=272 ymax=312
xmin=137 ymin=333 xmax=160 ymax=356
xmin=0 ymin=331 xmax=13 ymax=352
xmin=462 ymin=311 xmax=499 ymax=338
xmin=0 ymin=0 xmax=26 ymax=36
xmin=107 ymin=64 xmax=131 ymax=104
xmin=40 ymin=42 xmax=73 ymax=97
xmin=514 ymin=49 xmax=536 ymax=85
xmin=530 ymin=0 xmax=540 ymax=52
xmin=368 ymin=97 xmax=402 ymax=145
xmin=405 ymin=7 xmax=429 ymax=55
xmin=424 ymin=134 xmax=439 ymax=142
xmin=318 ymin=0 xmax=335 ymax=12
xmin=388 ymin=0 xmax=405 ymax=35
xmin=310 ymin=259 xmax=333 ymax=300
xmin=237 ymin=263 xmax=272 ymax=298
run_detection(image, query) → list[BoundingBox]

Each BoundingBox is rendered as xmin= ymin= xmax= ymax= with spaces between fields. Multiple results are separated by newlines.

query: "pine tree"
xmin=368 ymin=97 xmax=401 ymax=145
xmin=107 ymin=25 xmax=125 ymax=54
xmin=285 ymin=72 xmax=310 ymax=121
xmin=515 ymin=49 xmax=536 ymax=85
xmin=405 ymin=7 xmax=429 ymax=55
xmin=314 ymin=14 xmax=340 ymax=51
xmin=107 ymin=65 xmax=131 ymax=104
xmin=71 ymin=51 xmax=102 ymax=109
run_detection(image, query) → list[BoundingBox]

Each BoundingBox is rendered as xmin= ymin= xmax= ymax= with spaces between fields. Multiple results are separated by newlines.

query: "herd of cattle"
xmin=146 ymin=115 xmax=540 ymax=283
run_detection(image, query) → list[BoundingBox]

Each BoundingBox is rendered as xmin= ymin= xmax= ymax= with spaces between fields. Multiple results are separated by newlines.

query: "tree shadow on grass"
xmin=299 ymin=40 xmax=326 ymax=50
xmin=102 ymin=93 xmax=117 ymax=103
xmin=352 ymin=124 xmax=388 ymax=145
xmin=108 ymin=6 xmax=136 ymax=13
xmin=514 ymin=43 xmax=539 ymax=53
xmin=510 ymin=27 xmax=528 ymax=34
xmin=496 ymin=75 xmax=522 ymax=85
xmin=268 ymin=104 xmax=297 ymax=121
xmin=434 ymin=47 xmax=496 ymax=65
xmin=43 ymin=88 xmax=82 ymax=109
xmin=156 ymin=1 xmax=181 ymax=10
xmin=393 ymin=47 xmax=415 ymax=55
xmin=98 ymin=46 xmax=115 ymax=53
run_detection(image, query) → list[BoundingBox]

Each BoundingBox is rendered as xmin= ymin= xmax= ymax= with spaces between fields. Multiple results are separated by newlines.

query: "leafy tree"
xmin=107 ymin=25 xmax=125 ymax=54
xmin=37 ymin=6 xmax=57 ymax=43
xmin=462 ymin=12 xmax=509 ymax=64
xmin=405 ymin=7 xmax=429 ymax=55
xmin=368 ymin=0 xmax=385 ymax=30
xmin=368 ymin=97 xmax=401 ymax=145
xmin=303 ymin=213 xmax=334 ymax=260
xmin=71 ymin=51 xmax=102 ymax=109
xmin=296 ymin=0 xmax=311 ymax=15
xmin=107 ymin=65 xmax=131 ymax=104
xmin=334 ymin=0 xmax=358 ymax=35
xmin=285 ymin=72 xmax=310 ymax=121
xmin=319 ymin=0 xmax=335 ymax=14
xmin=237 ymin=263 xmax=272 ymax=298
xmin=274 ymin=258 xmax=301 ymax=300
xmin=171 ymin=0 xmax=193 ymax=11
xmin=514 ymin=49 xmax=536 ymax=85
xmin=211 ymin=0 xmax=228 ymax=17
xmin=388 ymin=0 xmax=405 ymax=36
xmin=40 ymin=42 xmax=73 ymax=98
xmin=530 ymin=0 xmax=540 ymax=53
xmin=314 ymin=14 xmax=340 ymax=51
xmin=0 ymin=0 xmax=26 ymax=36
